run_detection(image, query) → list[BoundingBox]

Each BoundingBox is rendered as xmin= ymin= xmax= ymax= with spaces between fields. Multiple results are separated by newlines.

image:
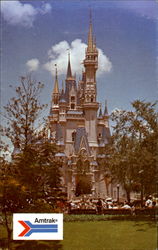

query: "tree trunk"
xmin=4 ymin=210 xmax=12 ymax=250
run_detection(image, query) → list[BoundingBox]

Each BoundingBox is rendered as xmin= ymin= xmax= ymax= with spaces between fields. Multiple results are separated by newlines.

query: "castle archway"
xmin=75 ymin=159 xmax=92 ymax=196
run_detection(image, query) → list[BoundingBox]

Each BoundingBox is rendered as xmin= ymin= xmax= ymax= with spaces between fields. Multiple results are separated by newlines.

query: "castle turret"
xmin=59 ymin=81 xmax=67 ymax=123
xmin=65 ymin=53 xmax=76 ymax=104
xmin=83 ymin=14 xmax=99 ymax=149
xmin=103 ymin=100 xmax=110 ymax=128
xmin=83 ymin=14 xmax=98 ymax=87
xmin=52 ymin=67 xmax=59 ymax=106
xmin=49 ymin=66 xmax=60 ymax=127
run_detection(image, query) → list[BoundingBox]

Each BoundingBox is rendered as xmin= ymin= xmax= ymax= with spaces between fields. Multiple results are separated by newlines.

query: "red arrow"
xmin=18 ymin=221 xmax=31 ymax=237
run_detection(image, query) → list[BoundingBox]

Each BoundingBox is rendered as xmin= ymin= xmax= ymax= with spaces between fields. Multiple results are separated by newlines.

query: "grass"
xmin=63 ymin=214 xmax=156 ymax=222
xmin=0 ymin=215 xmax=157 ymax=250
xmin=63 ymin=220 xmax=157 ymax=250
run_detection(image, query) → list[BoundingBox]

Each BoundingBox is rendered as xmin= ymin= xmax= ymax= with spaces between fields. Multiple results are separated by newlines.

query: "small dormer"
xmin=69 ymin=83 xmax=77 ymax=110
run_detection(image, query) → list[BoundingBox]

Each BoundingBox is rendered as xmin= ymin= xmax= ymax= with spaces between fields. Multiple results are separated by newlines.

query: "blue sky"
xmin=1 ymin=0 xmax=157 ymax=118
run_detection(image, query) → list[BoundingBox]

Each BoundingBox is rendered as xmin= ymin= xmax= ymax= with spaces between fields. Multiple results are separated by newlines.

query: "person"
xmin=145 ymin=196 xmax=152 ymax=208
xmin=122 ymin=202 xmax=131 ymax=209
xmin=131 ymin=205 xmax=136 ymax=216
xmin=96 ymin=198 xmax=102 ymax=214
xmin=113 ymin=203 xmax=118 ymax=209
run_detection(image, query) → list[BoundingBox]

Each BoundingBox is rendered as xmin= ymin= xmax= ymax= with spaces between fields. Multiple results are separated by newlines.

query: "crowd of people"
xmin=57 ymin=195 xmax=157 ymax=214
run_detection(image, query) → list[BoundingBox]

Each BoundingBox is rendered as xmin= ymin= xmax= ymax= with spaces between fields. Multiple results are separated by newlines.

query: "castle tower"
xmin=84 ymin=15 xmax=98 ymax=86
xmin=47 ymin=14 xmax=111 ymax=200
xmin=49 ymin=66 xmax=60 ymax=141
xmin=83 ymin=14 xmax=99 ymax=150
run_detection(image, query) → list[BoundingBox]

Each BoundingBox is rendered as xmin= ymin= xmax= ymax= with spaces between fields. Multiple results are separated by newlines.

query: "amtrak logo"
xmin=18 ymin=220 xmax=58 ymax=237
xmin=13 ymin=214 xmax=63 ymax=240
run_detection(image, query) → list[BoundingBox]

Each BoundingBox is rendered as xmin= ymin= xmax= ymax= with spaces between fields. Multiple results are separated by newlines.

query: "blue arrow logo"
xmin=18 ymin=220 xmax=58 ymax=237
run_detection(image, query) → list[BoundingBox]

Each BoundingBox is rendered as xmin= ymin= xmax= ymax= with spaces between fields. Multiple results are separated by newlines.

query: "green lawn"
xmin=0 ymin=218 xmax=157 ymax=250
xmin=63 ymin=220 xmax=157 ymax=250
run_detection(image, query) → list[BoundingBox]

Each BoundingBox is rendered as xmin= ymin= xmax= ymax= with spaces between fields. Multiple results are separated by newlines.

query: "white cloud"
xmin=44 ymin=39 xmax=112 ymax=76
xmin=39 ymin=3 xmax=52 ymax=14
xmin=1 ymin=1 xmax=52 ymax=27
xmin=26 ymin=58 xmax=39 ymax=72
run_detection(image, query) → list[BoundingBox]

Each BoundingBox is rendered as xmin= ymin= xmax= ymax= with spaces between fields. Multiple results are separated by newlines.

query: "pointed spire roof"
xmin=104 ymin=100 xmax=108 ymax=116
xmin=60 ymin=80 xmax=64 ymax=95
xmin=99 ymin=107 xmax=103 ymax=117
xmin=67 ymin=52 xmax=72 ymax=79
xmin=62 ymin=80 xmax=64 ymax=91
xmin=87 ymin=10 xmax=93 ymax=52
xmin=53 ymin=66 xmax=59 ymax=94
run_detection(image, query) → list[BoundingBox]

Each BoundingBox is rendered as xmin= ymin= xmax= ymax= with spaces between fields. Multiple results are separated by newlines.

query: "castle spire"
xmin=99 ymin=107 xmax=103 ymax=117
xmin=104 ymin=100 xmax=108 ymax=116
xmin=87 ymin=10 xmax=93 ymax=52
xmin=67 ymin=51 xmax=72 ymax=79
xmin=53 ymin=66 xmax=59 ymax=94
xmin=62 ymin=80 xmax=64 ymax=92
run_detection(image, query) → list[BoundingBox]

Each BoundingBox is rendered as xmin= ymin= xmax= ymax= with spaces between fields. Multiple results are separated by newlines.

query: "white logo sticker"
xmin=13 ymin=213 xmax=63 ymax=240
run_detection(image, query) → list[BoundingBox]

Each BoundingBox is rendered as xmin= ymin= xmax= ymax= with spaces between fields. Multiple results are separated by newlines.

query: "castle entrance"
xmin=75 ymin=159 xmax=92 ymax=196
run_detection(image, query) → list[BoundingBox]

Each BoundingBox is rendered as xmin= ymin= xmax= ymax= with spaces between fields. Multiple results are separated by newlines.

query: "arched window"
xmin=91 ymin=96 xmax=94 ymax=102
xmin=71 ymin=103 xmax=75 ymax=109
xmin=71 ymin=96 xmax=75 ymax=102
xmin=72 ymin=131 xmax=76 ymax=142
xmin=98 ymin=133 xmax=101 ymax=138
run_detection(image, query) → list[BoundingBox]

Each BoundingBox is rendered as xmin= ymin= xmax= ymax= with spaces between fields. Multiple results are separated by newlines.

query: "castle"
xmin=48 ymin=18 xmax=114 ymax=200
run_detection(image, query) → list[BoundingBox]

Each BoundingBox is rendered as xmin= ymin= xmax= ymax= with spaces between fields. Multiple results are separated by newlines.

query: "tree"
xmin=0 ymin=157 xmax=28 ymax=249
xmin=2 ymin=75 xmax=46 ymax=150
xmin=0 ymin=75 xmax=62 ymax=249
xmin=131 ymin=100 xmax=158 ymax=196
xmin=14 ymin=141 xmax=62 ymax=209
xmin=108 ymin=100 xmax=158 ymax=202
xmin=0 ymin=141 xmax=62 ymax=249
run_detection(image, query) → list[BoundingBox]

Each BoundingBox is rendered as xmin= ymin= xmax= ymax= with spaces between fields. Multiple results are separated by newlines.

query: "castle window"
xmin=71 ymin=103 xmax=75 ymax=109
xmin=72 ymin=131 xmax=76 ymax=142
xmin=91 ymin=96 xmax=94 ymax=102
xmin=54 ymin=98 xmax=58 ymax=105
xmin=71 ymin=96 xmax=75 ymax=102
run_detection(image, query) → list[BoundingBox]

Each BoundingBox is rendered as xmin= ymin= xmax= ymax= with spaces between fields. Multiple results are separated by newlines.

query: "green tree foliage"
xmin=0 ymin=157 xmax=28 ymax=249
xmin=109 ymin=100 xmax=158 ymax=201
xmin=14 ymin=141 xmax=62 ymax=210
xmin=2 ymin=75 xmax=47 ymax=150
xmin=0 ymin=141 xmax=62 ymax=249
xmin=0 ymin=76 xmax=62 ymax=249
